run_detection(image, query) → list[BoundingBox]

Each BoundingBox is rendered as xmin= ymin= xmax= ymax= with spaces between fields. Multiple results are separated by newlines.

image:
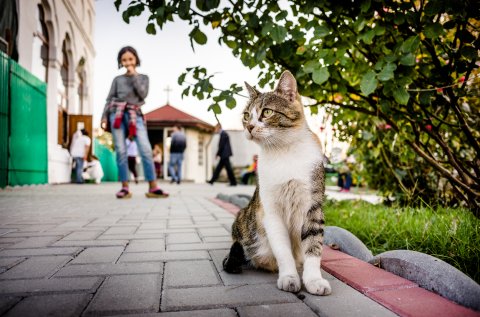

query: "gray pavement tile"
xmin=0 ymin=229 xmax=17 ymax=236
xmin=161 ymin=284 xmax=300 ymax=311
xmin=71 ymin=247 xmax=124 ymax=264
xmin=0 ymin=277 xmax=102 ymax=295
xmin=202 ymin=236 xmax=232 ymax=243
xmin=198 ymin=227 xmax=230 ymax=237
xmin=54 ymin=221 xmax=93 ymax=228
xmin=4 ymin=293 xmax=91 ymax=317
xmin=167 ymin=242 xmax=231 ymax=251
xmin=85 ymin=274 xmax=161 ymax=315
xmin=103 ymin=226 xmax=138 ymax=235
xmin=192 ymin=216 xmax=217 ymax=222
xmin=3 ymin=231 xmax=71 ymax=238
xmin=209 ymin=250 xmax=278 ymax=286
xmin=0 ymin=256 xmax=72 ymax=280
xmin=61 ymin=230 xmax=104 ymax=240
xmin=97 ymin=233 xmax=165 ymax=240
xmin=55 ymin=262 xmax=163 ymax=277
xmin=118 ymin=251 xmax=210 ymax=263
xmin=0 ymin=296 xmax=21 ymax=315
xmin=0 ymin=247 xmax=81 ymax=257
xmin=108 ymin=308 xmax=237 ymax=317
xmin=125 ymin=239 xmax=165 ymax=252
xmin=166 ymin=232 xmax=201 ymax=244
xmin=237 ymin=303 xmax=318 ymax=317
xmin=0 ymin=238 xmax=26 ymax=245
xmin=138 ymin=223 xmax=168 ymax=230
xmin=302 ymin=279 xmax=398 ymax=317
xmin=7 ymin=236 xmax=62 ymax=249
xmin=164 ymin=260 xmax=221 ymax=288
xmin=0 ymin=258 xmax=25 ymax=273
xmin=52 ymin=239 xmax=128 ymax=247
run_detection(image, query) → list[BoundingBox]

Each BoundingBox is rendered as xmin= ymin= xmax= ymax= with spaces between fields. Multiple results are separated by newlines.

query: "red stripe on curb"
xmin=369 ymin=287 xmax=480 ymax=317
xmin=213 ymin=200 xmax=480 ymax=317
xmin=209 ymin=198 xmax=240 ymax=216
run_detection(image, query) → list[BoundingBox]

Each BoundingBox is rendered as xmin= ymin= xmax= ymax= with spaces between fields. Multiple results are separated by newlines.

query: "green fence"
xmin=94 ymin=138 xmax=118 ymax=182
xmin=0 ymin=53 xmax=9 ymax=187
xmin=0 ymin=51 xmax=48 ymax=187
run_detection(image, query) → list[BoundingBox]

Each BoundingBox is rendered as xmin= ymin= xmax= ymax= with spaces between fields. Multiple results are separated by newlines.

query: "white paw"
xmin=304 ymin=278 xmax=332 ymax=296
xmin=277 ymin=274 xmax=301 ymax=293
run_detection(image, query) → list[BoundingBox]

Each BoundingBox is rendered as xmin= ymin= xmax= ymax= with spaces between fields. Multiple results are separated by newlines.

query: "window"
xmin=31 ymin=5 xmax=49 ymax=82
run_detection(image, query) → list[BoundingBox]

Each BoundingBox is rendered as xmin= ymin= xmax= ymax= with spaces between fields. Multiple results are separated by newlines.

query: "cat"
xmin=222 ymin=70 xmax=331 ymax=296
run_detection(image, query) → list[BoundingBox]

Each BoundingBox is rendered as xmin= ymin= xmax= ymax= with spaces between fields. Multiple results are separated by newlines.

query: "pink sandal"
xmin=116 ymin=188 xmax=132 ymax=199
xmin=145 ymin=187 xmax=169 ymax=198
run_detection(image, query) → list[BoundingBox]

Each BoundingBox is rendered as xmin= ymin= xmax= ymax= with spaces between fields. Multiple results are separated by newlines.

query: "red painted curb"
xmin=211 ymin=198 xmax=480 ymax=317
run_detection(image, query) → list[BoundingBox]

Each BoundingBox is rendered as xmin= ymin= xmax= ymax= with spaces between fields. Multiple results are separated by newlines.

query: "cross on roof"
xmin=164 ymin=86 xmax=172 ymax=104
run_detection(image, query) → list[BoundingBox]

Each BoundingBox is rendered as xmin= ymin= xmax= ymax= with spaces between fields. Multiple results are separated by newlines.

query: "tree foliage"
xmin=116 ymin=0 xmax=480 ymax=216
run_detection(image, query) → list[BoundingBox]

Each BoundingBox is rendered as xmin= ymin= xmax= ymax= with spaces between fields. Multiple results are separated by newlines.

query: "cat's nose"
xmin=247 ymin=124 xmax=254 ymax=133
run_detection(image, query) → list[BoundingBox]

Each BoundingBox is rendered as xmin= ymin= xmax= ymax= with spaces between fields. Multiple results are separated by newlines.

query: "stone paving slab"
xmin=70 ymin=247 xmax=125 ymax=264
xmin=117 ymin=251 xmax=210 ymax=263
xmin=161 ymin=284 xmax=301 ymax=312
xmin=54 ymin=262 xmax=163 ymax=277
xmin=85 ymin=274 xmax=162 ymax=316
xmin=0 ymin=256 xmax=72 ymax=280
xmin=237 ymin=303 xmax=319 ymax=317
xmin=302 ymin=279 xmax=398 ymax=317
xmin=0 ymin=277 xmax=102 ymax=295
xmin=3 ymin=293 xmax=91 ymax=317
xmin=0 ymin=247 xmax=81 ymax=257
xmin=164 ymin=260 xmax=221 ymax=288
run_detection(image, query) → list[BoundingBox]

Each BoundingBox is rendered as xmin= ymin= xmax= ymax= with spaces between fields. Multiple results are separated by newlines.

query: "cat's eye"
xmin=243 ymin=112 xmax=250 ymax=122
xmin=262 ymin=109 xmax=274 ymax=118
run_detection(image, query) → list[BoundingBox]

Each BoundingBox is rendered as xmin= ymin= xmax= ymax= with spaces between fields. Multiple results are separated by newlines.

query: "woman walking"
xmin=101 ymin=46 xmax=168 ymax=199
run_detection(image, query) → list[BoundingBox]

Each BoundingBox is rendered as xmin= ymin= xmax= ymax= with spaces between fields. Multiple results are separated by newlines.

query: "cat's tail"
xmin=222 ymin=241 xmax=246 ymax=274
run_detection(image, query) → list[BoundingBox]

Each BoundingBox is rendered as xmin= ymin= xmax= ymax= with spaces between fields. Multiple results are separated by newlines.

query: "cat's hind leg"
xmin=301 ymin=209 xmax=332 ymax=296
xmin=223 ymin=241 xmax=246 ymax=273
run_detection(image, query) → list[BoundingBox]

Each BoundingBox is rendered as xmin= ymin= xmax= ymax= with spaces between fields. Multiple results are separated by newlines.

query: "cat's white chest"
xmin=258 ymin=139 xmax=321 ymax=190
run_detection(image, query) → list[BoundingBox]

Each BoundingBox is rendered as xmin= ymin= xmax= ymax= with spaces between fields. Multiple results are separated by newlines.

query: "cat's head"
xmin=242 ymin=71 xmax=306 ymax=148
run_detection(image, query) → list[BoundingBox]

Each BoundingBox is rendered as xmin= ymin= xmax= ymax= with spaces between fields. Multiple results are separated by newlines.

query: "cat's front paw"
xmin=277 ymin=274 xmax=301 ymax=293
xmin=304 ymin=278 xmax=332 ymax=296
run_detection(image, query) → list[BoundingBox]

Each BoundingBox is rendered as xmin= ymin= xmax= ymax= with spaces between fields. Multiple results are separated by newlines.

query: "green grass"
xmin=323 ymin=199 xmax=480 ymax=284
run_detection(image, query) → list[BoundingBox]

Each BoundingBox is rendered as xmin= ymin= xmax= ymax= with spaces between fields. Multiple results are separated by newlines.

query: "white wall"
xmin=16 ymin=0 xmax=95 ymax=183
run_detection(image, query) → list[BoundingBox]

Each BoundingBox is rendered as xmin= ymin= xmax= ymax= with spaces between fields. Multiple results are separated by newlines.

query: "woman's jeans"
xmin=110 ymin=112 xmax=156 ymax=182
xmin=168 ymin=153 xmax=184 ymax=182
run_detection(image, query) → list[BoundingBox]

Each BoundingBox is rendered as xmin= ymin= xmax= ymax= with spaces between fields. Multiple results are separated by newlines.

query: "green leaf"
xmin=275 ymin=10 xmax=288 ymax=21
xmin=190 ymin=27 xmax=207 ymax=45
xmin=314 ymin=25 xmax=330 ymax=37
xmin=270 ymin=26 xmax=287 ymax=43
xmin=360 ymin=29 xmax=375 ymax=44
xmin=360 ymin=0 xmax=371 ymax=13
xmin=312 ymin=67 xmax=330 ymax=85
xmin=360 ymin=71 xmax=378 ymax=96
xmin=296 ymin=46 xmax=306 ymax=55
xmin=114 ymin=0 xmax=122 ymax=11
xmin=401 ymin=36 xmax=420 ymax=53
xmin=178 ymin=0 xmax=191 ymax=19
xmin=424 ymin=23 xmax=443 ymax=39
xmin=209 ymin=103 xmax=222 ymax=114
xmin=177 ymin=73 xmax=186 ymax=85
xmin=378 ymin=63 xmax=397 ymax=81
xmin=399 ymin=53 xmax=416 ymax=66
xmin=226 ymin=96 xmax=236 ymax=109
xmin=224 ymin=40 xmax=237 ymax=49
xmin=146 ymin=23 xmax=156 ymax=35
xmin=393 ymin=87 xmax=410 ymax=105
xmin=304 ymin=60 xmax=319 ymax=73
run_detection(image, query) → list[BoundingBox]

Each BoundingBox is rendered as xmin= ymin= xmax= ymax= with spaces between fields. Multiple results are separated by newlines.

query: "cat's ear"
xmin=275 ymin=70 xmax=297 ymax=102
xmin=245 ymin=82 xmax=259 ymax=99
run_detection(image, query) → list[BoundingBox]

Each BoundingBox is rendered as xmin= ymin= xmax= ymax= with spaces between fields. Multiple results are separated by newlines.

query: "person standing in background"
xmin=208 ymin=123 xmax=237 ymax=186
xmin=153 ymin=144 xmax=163 ymax=179
xmin=168 ymin=125 xmax=187 ymax=184
xmin=126 ymin=137 xmax=139 ymax=184
xmin=100 ymin=46 xmax=168 ymax=199
xmin=70 ymin=129 xmax=91 ymax=184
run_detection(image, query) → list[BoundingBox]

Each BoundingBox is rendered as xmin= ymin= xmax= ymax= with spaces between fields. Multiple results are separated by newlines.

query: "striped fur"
xmin=223 ymin=71 xmax=331 ymax=296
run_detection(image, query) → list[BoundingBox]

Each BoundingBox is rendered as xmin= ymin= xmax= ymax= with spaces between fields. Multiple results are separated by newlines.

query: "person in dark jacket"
xmin=168 ymin=125 xmax=187 ymax=184
xmin=208 ymin=124 xmax=237 ymax=186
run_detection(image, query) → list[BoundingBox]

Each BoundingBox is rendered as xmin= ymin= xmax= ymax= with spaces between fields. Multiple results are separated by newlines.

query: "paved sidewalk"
xmin=0 ymin=182 xmax=396 ymax=316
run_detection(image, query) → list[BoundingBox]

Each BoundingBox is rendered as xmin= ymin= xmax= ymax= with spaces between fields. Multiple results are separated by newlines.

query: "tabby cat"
xmin=222 ymin=70 xmax=331 ymax=296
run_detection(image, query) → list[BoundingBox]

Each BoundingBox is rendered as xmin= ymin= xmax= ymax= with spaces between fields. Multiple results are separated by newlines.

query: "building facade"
xmin=144 ymin=104 xmax=215 ymax=183
xmin=9 ymin=0 xmax=95 ymax=183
